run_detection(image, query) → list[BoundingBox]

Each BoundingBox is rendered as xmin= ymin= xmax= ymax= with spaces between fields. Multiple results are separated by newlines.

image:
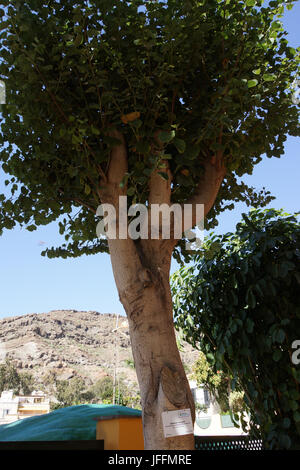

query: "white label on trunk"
xmin=161 ymin=408 xmax=194 ymax=438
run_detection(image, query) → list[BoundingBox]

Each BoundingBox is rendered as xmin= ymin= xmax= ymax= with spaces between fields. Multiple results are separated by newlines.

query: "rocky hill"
xmin=0 ymin=310 xmax=198 ymax=392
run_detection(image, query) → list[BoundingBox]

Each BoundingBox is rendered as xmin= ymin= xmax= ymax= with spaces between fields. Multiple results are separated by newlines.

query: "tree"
xmin=53 ymin=376 xmax=86 ymax=408
xmin=90 ymin=374 xmax=140 ymax=407
xmin=90 ymin=375 xmax=115 ymax=404
xmin=0 ymin=0 xmax=299 ymax=449
xmin=0 ymin=359 xmax=20 ymax=394
xmin=172 ymin=208 xmax=300 ymax=449
xmin=19 ymin=371 xmax=35 ymax=395
xmin=191 ymin=352 xmax=231 ymax=414
xmin=0 ymin=359 xmax=35 ymax=395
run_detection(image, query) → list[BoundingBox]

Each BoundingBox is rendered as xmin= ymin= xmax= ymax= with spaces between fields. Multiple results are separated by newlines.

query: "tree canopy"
xmin=0 ymin=0 xmax=298 ymax=260
xmin=172 ymin=208 xmax=300 ymax=449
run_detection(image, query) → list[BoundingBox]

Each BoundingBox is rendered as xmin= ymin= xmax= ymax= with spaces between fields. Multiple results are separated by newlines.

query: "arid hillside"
xmin=0 ymin=310 xmax=198 ymax=392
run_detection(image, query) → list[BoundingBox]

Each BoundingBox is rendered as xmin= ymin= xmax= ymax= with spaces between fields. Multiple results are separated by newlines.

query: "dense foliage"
xmin=89 ymin=375 xmax=141 ymax=408
xmin=0 ymin=0 xmax=298 ymax=260
xmin=172 ymin=208 xmax=300 ymax=449
xmin=52 ymin=374 xmax=141 ymax=409
xmin=0 ymin=359 xmax=35 ymax=395
xmin=0 ymin=360 xmax=141 ymax=409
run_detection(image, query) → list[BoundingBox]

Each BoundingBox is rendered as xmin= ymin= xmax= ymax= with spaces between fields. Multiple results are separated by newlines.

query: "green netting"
xmin=0 ymin=404 xmax=141 ymax=441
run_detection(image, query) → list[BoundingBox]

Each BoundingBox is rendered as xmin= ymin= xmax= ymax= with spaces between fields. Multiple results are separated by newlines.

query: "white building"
xmin=0 ymin=391 xmax=19 ymax=424
xmin=189 ymin=380 xmax=248 ymax=436
xmin=0 ymin=390 xmax=50 ymax=425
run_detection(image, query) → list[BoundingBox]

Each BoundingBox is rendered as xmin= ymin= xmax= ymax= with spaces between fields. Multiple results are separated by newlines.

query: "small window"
xmin=204 ymin=389 xmax=210 ymax=407
xmin=191 ymin=388 xmax=197 ymax=403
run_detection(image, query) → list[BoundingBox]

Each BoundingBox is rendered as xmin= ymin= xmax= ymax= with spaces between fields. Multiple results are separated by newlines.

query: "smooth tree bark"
xmin=99 ymin=131 xmax=226 ymax=450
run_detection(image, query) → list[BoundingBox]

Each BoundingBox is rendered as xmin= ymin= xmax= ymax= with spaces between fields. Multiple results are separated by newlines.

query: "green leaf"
xmin=272 ymin=350 xmax=282 ymax=362
xmin=282 ymin=417 xmax=291 ymax=429
xmin=131 ymin=119 xmax=142 ymax=129
xmin=263 ymin=74 xmax=275 ymax=82
xmin=158 ymin=131 xmax=175 ymax=143
xmin=294 ymin=411 xmax=300 ymax=423
xmin=276 ymin=329 xmax=285 ymax=343
xmin=67 ymin=167 xmax=78 ymax=178
xmin=73 ymin=33 xmax=83 ymax=47
xmin=84 ymin=184 xmax=91 ymax=195
xmin=26 ymin=224 xmax=37 ymax=232
xmin=206 ymin=353 xmax=215 ymax=364
xmin=248 ymin=79 xmax=258 ymax=88
xmin=127 ymin=187 xmax=135 ymax=196
xmin=271 ymin=21 xmax=282 ymax=31
xmin=246 ymin=318 xmax=254 ymax=333
xmin=279 ymin=434 xmax=291 ymax=449
xmin=91 ymin=125 xmax=100 ymax=135
xmin=247 ymin=290 xmax=256 ymax=308
xmin=157 ymin=171 xmax=169 ymax=181
xmin=135 ymin=141 xmax=151 ymax=154
xmin=289 ymin=400 xmax=299 ymax=411
xmin=173 ymin=138 xmax=186 ymax=154
xmin=72 ymin=134 xmax=81 ymax=145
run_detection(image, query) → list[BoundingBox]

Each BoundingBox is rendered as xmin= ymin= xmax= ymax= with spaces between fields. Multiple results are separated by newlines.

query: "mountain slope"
xmin=0 ymin=310 xmax=198 ymax=391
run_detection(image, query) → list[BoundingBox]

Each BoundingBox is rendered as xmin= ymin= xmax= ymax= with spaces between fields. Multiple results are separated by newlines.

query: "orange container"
xmin=95 ymin=415 xmax=144 ymax=450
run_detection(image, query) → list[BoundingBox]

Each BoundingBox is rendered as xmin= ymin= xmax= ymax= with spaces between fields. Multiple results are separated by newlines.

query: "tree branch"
xmin=98 ymin=129 xmax=128 ymax=203
xmin=148 ymin=159 xmax=172 ymax=206
xmin=144 ymin=132 xmax=174 ymax=260
xmin=148 ymin=131 xmax=172 ymax=205
xmin=166 ymin=153 xmax=226 ymax=249
xmin=186 ymin=153 xmax=226 ymax=223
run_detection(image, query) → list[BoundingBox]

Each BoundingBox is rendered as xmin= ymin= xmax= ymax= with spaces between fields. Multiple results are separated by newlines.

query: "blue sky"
xmin=0 ymin=3 xmax=299 ymax=319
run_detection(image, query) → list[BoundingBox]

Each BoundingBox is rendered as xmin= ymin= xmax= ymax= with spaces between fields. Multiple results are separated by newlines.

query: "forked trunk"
xmin=98 ymin=131 xmax=225 ymax=449
xmin=109 ymin=239 xmax=195 ymax=450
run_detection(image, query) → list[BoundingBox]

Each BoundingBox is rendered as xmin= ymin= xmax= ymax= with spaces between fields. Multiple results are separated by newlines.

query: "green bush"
xmin=172 ymin=208 xmax=300 ymax=449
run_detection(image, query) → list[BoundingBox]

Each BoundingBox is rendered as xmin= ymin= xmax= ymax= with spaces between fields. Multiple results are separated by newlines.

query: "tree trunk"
xmin=97 ymin=130 xmax=226 ymax=449
xmin=108 ymin=238 xmax=195 ymax=450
